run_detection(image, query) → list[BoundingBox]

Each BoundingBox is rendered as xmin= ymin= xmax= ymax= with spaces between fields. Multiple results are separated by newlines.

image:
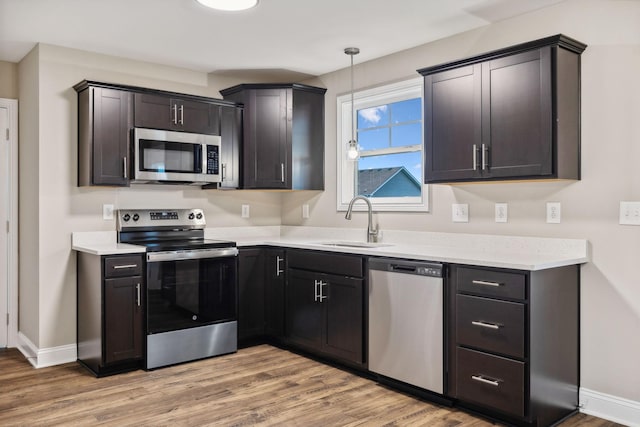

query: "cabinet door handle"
xmin=314 ymin=279 xmax=320 ymax=302
xmin=280 ymin=163 xmax=285 ymax=183
xmin=472 ymin=144 xmax=478 ymax=171
xmin=113 ymin=264 xmax=138 ymax=269
xmin=319 ymin=281 xmax=328 ymax=302
xmin=276 ymin=256 xmax=284 ymax=276
xmin=123 ymin=157 xmax=128 ymax=179
xmin=172 ymin=104 xmax=178 ymax=124
xmin=471 ymin=375 xmax=500 ymax=387
xmin=471 ymin=320 xmax=501 ymax=330
xmin=136 ymin=283 xmax=141 ymax=307
xmin=179 ymin=104 xmax=184 ymax=125
xmin=472 ymin=280 xmax=502 ymax=287
xmin=481 ymin=143 xmax=488 ymax=170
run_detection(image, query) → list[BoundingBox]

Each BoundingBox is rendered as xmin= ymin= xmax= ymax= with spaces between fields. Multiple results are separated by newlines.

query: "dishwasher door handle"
xmin=390 ymin=264 xmax=417 ymax=273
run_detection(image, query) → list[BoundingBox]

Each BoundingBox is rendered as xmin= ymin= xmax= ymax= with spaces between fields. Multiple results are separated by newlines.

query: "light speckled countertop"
xmin=73 ymin=226 xmax=589 ymax=271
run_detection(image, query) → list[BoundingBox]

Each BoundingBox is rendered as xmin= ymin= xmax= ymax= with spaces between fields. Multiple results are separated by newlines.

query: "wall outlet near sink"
xmin=495 ymin=203 xmax=508 ymax=223
xmin=452 ymin=203 xmax=469 ymax=223
xmin=546 ymin=202 xmax=561 ymax=224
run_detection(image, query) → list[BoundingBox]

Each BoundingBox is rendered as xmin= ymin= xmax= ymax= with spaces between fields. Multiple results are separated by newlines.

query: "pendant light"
xmin=345 ymin=47 xmax=360 ymax=161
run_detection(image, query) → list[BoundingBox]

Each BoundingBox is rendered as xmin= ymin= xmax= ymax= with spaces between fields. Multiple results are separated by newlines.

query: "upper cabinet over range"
xmin=74 ymin=80 xmax=241 ymax=187
xmin=221 ymin=83 xmax=326 ymax=190
xmin=418 ymin=34 xmax=587 ymax=184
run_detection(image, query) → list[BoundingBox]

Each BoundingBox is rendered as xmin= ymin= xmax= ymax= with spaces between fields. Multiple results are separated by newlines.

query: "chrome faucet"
xmin=345 ymin=195 xmax=379 ymax=243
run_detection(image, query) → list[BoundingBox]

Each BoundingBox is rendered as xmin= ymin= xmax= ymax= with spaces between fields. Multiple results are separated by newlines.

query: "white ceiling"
xmin=0 ymin=0 xmax=566 ymax=78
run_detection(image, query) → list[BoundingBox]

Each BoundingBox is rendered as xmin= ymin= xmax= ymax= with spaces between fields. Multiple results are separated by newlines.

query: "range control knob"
xmin=122 ymin=213 xmax=131 ymax=222
xmin=132 ymin=214 xmax=139 ymax=221
xmin=196 ymin=212 xmax=203 ymax=220
xmin=188 ymin=213 xmax=195 ymax=220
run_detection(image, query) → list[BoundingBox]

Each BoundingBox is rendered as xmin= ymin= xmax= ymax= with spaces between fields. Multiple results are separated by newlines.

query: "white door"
xmin=0 ymin=104 xmax=8 ymax=347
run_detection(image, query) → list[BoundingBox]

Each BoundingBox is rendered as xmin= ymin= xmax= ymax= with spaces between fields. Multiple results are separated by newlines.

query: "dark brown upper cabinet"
xmin=220 ymin=83 xmax=326 ymax=190
xmin=419 ymin=34 xmax=586 ymax=184
xmin=75 ymin=83 xmax=133 ymax=186
xmin=74 ymin=80 xmax=240 ymax=188
xmin=134 ymin=93 xmax=221 ymax=135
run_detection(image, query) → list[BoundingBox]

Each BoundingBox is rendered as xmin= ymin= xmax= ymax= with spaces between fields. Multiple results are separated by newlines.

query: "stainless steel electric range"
xmin=117 ymin=208 xmax=238 ymax=369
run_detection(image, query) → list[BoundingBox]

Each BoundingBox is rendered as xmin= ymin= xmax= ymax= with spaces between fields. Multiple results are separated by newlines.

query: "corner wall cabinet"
xmin=286 ymin=250 xmax=365 ymax=367
xmin=418 ymin=34 xmax=586 ymax=183
xmin=447 ymin=264 xmax=579 ymax=426
xmin=77 ymin=253 xmax=144 ymax=376
xmin=74 ymin=80 xmax=241 ymax=187
xmin=220 ymin=83 xmax=326 ymax=190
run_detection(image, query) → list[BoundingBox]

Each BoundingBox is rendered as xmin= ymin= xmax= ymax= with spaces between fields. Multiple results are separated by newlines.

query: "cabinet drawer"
xmin=456 ymin=295 xmax=525 ymax=358
xmin=456 ymin=347 xmax=525 ymax=418
xmin=104 ymin=255 xmax=143 ymax=278
xmin=287 ymin=250 xmax=363 ymax=278
xmin=457 ymin=267 xmax=526 ymax=300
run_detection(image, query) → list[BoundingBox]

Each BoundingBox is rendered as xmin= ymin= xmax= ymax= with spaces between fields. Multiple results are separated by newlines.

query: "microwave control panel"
xmin=206 ymin=145 xmax=219 ymax=175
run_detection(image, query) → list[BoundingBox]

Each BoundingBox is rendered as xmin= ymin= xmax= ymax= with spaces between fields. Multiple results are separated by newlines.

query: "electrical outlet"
xmin=103 ymin=204 xmax=114 ymax=220
xmin=495 ymin=203 xmax=508 ymax=223
xmin=302 ymin=204 xmax=310 ymax=219
xmin=241 ymin=204 xmax=250 ymax=218
xmin=452 ymin=203 xmax=469 ymax=223
xmin=619 ymin=201 xmax=640 ymax=225
xmin=546 ymin=202 xmax=561 ymax=224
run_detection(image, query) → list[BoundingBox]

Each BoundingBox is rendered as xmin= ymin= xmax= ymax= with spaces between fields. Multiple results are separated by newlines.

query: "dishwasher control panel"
xmin=369 ymin=258 xmax=443 ymax=278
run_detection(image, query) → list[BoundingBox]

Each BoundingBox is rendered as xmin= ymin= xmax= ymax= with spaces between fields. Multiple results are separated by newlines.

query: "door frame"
xmin=1 ymin=98 xmax=18 ymax=348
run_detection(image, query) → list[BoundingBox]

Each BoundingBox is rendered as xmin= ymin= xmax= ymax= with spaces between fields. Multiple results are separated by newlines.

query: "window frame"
xmin=336 ymin=77 xmax=428 ymax=212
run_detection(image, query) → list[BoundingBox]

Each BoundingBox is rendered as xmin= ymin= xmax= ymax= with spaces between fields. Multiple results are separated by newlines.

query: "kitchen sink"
xmin=320 ymin=241 xmax=394 ymax=248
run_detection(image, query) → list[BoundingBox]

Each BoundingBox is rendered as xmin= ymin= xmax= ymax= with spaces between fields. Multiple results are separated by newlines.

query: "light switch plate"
xmin=241 ymin=204 xmax=250 ymax=218
xmin=619 ymin=201 xmax=640 ymax=225
xmin=452 ymin=203 xmax=469 ymax=223
xmin=546 ymin=202 xmax=561 ymax=224
xmin=302 ymin=204 xmax=310 ymax=219
xmin=495 ymin=203 xmax=508 ymax=223
xmin=103 ymin=204 xmax=114 ymax=220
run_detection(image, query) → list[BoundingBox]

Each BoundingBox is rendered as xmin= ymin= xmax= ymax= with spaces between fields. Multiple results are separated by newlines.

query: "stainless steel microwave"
xmin=132 ymin=128 xmax=221 ymax=185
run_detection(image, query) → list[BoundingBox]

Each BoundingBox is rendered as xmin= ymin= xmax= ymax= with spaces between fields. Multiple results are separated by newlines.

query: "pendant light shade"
xmin=196 ymin=0 xmax=258 ymax=11
xmin=345 ymin=47 xmax=360 ymax=161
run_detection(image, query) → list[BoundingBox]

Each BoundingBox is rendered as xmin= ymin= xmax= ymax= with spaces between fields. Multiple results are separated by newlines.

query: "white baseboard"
xmin=17 ymin=332 xmax=77 ymax=369
xmin=580 ymin=388 xmax=640 ymax=427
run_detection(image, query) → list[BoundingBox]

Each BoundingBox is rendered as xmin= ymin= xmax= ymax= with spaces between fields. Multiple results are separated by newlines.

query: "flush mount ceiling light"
xmin=195 ymin=0 xmax=258 ymax=11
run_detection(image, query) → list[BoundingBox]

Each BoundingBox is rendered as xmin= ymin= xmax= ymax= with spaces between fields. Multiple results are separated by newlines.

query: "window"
xmin=337 ymin=78 xmax=428 ymax=212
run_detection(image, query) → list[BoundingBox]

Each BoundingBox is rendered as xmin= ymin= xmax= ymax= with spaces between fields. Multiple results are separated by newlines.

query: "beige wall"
xmin=16 ymin=0 xmax=640 ymax=408
xmin=282 ymin=0 xmax=640 ymax=402
xmin=19 ymin=44 xmax=284 ymax=350
xmin=0 ymin=60 xmax=18 ymax=99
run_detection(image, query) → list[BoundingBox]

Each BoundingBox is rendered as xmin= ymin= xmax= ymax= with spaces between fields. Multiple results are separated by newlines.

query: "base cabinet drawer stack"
xmin=448 ymin=264 xmax=579 ymax=427
xmin=77 ymin=253 xmax=144 ymax=376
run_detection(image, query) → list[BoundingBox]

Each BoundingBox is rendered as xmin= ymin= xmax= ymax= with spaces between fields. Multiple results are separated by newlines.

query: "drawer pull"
xmin=471 ymin=320 xmax=501 ymax=330
xmin=113 ymin=264 xmax=138 ymax=269
xmin=471 ymin=375 xmax=501 ymax=387
xmin=472 ymin=280 xmax=502 ymax=287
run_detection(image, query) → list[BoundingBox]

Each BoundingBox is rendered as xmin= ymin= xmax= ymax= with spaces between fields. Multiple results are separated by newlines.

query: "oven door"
xmin=146 ymin=247 xmax=238 ymax=335
xmin=133 ymin=128 xmax=221 ymax=184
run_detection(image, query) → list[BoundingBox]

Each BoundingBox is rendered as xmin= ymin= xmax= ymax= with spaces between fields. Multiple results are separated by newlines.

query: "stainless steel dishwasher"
xmin=368 ymin=258 xmax=444 ymax=394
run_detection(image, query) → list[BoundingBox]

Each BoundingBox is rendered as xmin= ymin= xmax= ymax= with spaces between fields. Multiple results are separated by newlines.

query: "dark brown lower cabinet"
xmin=286 ymin=250 xmax=364 ymax=367
xmin=448 ymin=264 xmax=579 ymax=427
xmin=237 ymin=247 xmax=286 ymax=345
xmin=77 ymin=253 xmax=144 ymax=376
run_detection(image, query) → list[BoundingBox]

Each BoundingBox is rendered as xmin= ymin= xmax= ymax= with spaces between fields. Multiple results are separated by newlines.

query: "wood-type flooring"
xmin=0 ymin=345 xmax=624 ymax=426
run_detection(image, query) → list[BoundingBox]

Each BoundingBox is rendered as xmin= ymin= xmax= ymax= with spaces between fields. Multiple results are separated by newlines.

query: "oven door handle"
xmin=146 ymin=247 xmax=238 ymax=262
